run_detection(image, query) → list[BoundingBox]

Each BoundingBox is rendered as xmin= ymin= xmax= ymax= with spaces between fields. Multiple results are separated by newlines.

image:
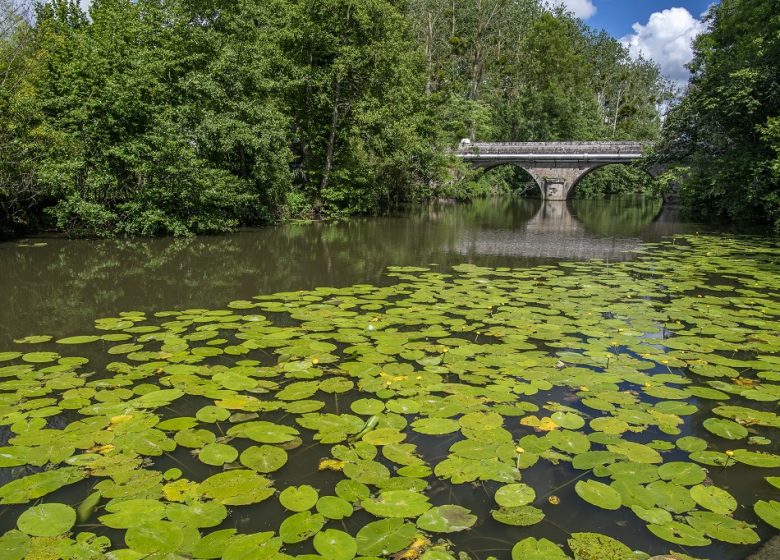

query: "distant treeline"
xmin=1 ymin=0 xmax=669 ymax=237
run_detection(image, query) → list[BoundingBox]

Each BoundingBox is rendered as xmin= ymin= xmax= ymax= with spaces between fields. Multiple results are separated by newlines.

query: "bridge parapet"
xmin=457 ymin=141 xmax=649 ymax=156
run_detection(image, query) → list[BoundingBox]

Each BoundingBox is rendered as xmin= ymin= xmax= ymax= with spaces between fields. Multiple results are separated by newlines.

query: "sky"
xmin=560 ymin=0 xmax=717 ymax=85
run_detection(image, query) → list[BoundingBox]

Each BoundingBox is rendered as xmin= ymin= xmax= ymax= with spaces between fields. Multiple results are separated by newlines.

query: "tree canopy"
xmin=1 ymin=0 xmax=668 ymax=237
xmin=657 ymin=0 xmax=780 ymax=232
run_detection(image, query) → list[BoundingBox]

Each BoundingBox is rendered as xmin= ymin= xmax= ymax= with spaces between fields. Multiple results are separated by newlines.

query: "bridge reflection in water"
xmin=451 ymin=196 xmax=686 ymax=261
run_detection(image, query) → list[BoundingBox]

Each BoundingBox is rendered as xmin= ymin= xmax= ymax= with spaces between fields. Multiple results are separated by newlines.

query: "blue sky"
xmin=586 ymin=1 xmax=715 ymax=38
xmin=560 ymin=1 xmax=717 ymax=85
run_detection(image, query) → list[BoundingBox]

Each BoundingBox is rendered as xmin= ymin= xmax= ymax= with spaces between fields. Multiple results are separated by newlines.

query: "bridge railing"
xmin=456 ymin=141 xmax=649 ymax=155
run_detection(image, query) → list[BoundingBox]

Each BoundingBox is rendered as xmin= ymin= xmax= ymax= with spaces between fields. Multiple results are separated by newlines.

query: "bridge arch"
xmin=474 ymin=163 xmax=543 ymax=197
xmin=567 ymin=162 xmax=661 ymax=200
xmin=457 ymin=141 xmax=655 ymax=201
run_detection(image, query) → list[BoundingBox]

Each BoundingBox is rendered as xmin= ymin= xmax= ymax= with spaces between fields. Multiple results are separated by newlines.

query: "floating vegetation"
xmin=0 ymin=235 xmax=779 ymax=559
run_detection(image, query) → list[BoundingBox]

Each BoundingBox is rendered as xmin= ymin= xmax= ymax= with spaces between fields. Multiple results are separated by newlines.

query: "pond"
xmin=0 ymin=196 xmax=778 ymax=560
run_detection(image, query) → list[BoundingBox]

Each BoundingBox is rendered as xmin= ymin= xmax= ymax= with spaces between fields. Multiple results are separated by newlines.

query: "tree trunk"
xmin=318 ymin=77 xmax=342 ymax=215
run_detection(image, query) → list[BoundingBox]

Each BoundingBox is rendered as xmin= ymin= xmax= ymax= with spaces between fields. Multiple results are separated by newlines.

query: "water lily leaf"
xmin=676 ymin=436 xmax=708 ymax=452
xmin=0 ymin=530 xmax=29 ymax=560
xmin=416 ymin=505 xmax=477 ymax=533
xmin=17 ymin=503 xmax=76 ymax=537
xmin=657 ymin=462 xmax=706 ymax=486
xmin=686 ymin=511 xmax=760 ymax=544
xmin=491 ymin=505 xmax=544 ymax=526
xmin=99 ymin=499 xmax=166 ymax=529
xmin=355 ymin=518 xmax=416 ymax=557
xmin=647 ymin=521 xmax=711 ymax=546
xmin=511 ymin=537 xmax=570 ymax=560
xmin=125 ymin=520 xmax=183 ymax=554
xmin=495 ymin=483 xmax=536 ymax=507
xmin=222 ymin=532 xmax=280 ymax=560
xmin=343 ymin=459 xmax=391 ymax=485
xmin=702 ymin=418 xmax=748 ymax=440
xmin=351 ymin=399 xmax=385 ymax=415
xmin=57 ymin=336 xmax=100 ymax=345
xmin=732 ymin=449 xmax=780 ymax=467
xmin=607 ymin=442 xmax=662 ymax=464
xmin=566 ymin=532 xmax=635 ymax=559
xmin=630 ymin=505 xmax=672 ymax=525
xmin=192 ymin=528 xmax=238 ymax=559
xmin=196 ymin=405 xmax=230 ymax=423
xmin=280 ymin=485 xmax=319 ymax=512
xmin=22 ymin=352 xmax=60 ymax=363
xmin=335 ymin=480 xmax=370 ymax=503
xmin=646 ymin=481 xmax=696 ymax=514
xmin=0 ymin=467 xmax=86 ymax=504
xmin=166 ymin=501 xmax=228 ymax=528
xmin=363 ymin=490 xmax=431 ymax=518
xmin=689 ymin=484 xmax=737 ymax=514
xmin=362 ymin=428 xmax=406 ymax=446
xmin=240 ymin=445 xmax=288 ymax=473
xmin=754 ymin=500 xmax=780 ymax=529
xmin=198 ymin=443 xmax=238 ymax=466
xmin=279 ymin=511 xmax=325 ymax=543
xmin=316 ymin=496 xmax=353 ymax=520
xmin=411 ymin=418 xmax=460 ymax=435
xmin=227 ymin=421 xmax=300 ymax=444
xmin=313 ymin=529 xmax=357 ymax=560
xmin=575 ymin=480 xmax=622 ymax=510
xmin=198 ymin=470 xmax=273 ymax=505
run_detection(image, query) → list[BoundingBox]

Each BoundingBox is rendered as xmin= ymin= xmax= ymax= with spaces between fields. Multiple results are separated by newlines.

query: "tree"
xmin=658 ymin=0 xmax=780 ymax=230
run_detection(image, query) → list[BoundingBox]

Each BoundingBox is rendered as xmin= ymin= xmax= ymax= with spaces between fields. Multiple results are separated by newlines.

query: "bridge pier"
xmin=525 ymin=166 xmax=589 ymax=201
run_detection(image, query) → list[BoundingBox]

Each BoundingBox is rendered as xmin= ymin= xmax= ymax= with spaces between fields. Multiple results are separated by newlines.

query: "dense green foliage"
xmin=657 ymin=0 xmax=780 ymax=232
xmin=1 ymin=0 xmax=667 ymax=237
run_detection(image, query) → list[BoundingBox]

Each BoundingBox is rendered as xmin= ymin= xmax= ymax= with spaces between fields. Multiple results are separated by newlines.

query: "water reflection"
xmin=0 ymin=196 xmax=696 ymax=346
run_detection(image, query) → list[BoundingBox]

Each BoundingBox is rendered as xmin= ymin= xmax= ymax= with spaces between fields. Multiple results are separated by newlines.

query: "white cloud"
xmin=557 ymin=0 xmax=598 ymax=20
xmin=621 ymin=7 xmax=707 ymax=85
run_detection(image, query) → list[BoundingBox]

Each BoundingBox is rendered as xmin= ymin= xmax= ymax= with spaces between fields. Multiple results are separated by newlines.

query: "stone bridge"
xmin=456 ymin=141 xmax=664 ymax=201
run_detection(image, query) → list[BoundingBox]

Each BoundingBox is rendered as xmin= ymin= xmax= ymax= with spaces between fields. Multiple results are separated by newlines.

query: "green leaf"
xmin=279 ymin=485 xmax=319 ymax=512
xmin=363 ymin=490 xmax=431 ymax=518
xmin=279 ymin=511 xmax=325 ymax=544
xmin=313 ymin=529 xmax=357 ymax=560
xmin=416 ymin=505 xmax=477 ymax=533
xmin=495 ymin=483 xmax=536 ymax=507
xmin=16 ymin=503 xmax=76 ymax=537
xmin=575 ymin=480 xmax=622 ymax=510
xmin=689 ymin=484 xmax=737 ymax=514
xmin=125 ymin=520 xmax=184 ymax=554
xmin=491 ymin=505 xmax=544 ymax=526
xmin=511 ymin=537 xmax=570 ymax=560
xmin=355 ymin=518 xmax=416 ymax=557
xmin=754 ymin=500 xmax=780 ymax=529
xmin=240 ymin=445 xmax=288 ymax=473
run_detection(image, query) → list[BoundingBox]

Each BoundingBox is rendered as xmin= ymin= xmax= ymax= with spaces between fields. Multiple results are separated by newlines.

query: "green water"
xmin=1 ymin=196 xmax=778 ymax=560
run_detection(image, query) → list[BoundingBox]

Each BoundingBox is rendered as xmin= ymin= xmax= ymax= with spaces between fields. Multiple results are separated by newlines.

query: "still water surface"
xmin=1 ymin=196 xmax=686 ymax=348
xmin=3 ymin=196 xmax=776 ymax=560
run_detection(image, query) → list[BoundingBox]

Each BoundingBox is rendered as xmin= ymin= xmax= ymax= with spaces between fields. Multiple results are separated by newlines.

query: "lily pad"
xmin=355 ymin=518 xmax=417 ymax=557
xmin=495 ymin=483 xmax=536 ymax=507
xmin=416 ymin=505 xmax=477 ymax=533
xmin=575 ymin=480 xmax=622 ymax=510
xmin=280 ymin=485 xmax=319 ymax=512
xmin=689 ymin=484 xmax=737 ymax=514
xmin=17 ymin=503 xmax=76 ymax=537
xmin=511 ymin=537 xmax=570 ymax=560
xmin=313 ymin=529 xmax=357 ymax=560
xmin=754 ymin=500 xmax=780 ymax=529
xmin=567 ymin=532 xmax=634 ymax=559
